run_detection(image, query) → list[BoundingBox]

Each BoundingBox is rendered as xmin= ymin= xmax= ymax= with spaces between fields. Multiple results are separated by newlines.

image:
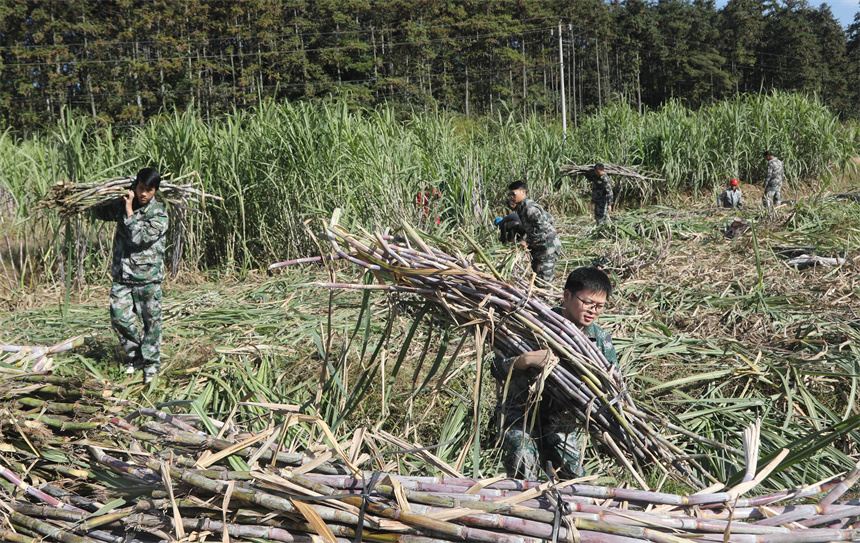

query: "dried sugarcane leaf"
xmin=290 ymin=498 xmax=338 ymax=543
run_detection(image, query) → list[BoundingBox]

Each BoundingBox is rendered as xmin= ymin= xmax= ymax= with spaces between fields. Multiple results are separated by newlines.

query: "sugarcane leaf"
xmin=644 ymin=370 xmax=733 ymax=393
xmin=730 ymin=412 xmax=860 ymax=485
xmin=189 ymin=397 xmax=250 ymax=472
xmin=414 ymin=328 xmax=451 ymax=396
xmin=73 ymin=354 xmax=104 ymax=380
xmin=84 ymin=498 xmax=126 ymax=520
xmin=390 ymin=302 xmax=430 ymax=380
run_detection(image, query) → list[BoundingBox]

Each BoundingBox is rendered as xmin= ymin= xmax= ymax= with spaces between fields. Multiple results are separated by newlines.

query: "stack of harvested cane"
xmin=272 ymin=221 xmax=724 ymax=487
xmin=38 ymin=171 xmax=220 ymax=217
xmin=3 ymin=372 xmax=860 ymax=543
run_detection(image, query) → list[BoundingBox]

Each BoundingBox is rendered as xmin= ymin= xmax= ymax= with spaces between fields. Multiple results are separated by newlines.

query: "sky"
xmin=814 ymin=0 xmax=858 ymax=27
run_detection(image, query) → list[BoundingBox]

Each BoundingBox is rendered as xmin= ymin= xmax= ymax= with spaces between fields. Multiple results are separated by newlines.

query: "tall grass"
xmin=0 ymin=92 xmax=856 ymax=288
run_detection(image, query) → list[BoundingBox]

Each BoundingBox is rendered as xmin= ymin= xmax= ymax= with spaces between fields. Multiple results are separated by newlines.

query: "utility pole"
xmin=559 ymin=21 xmax=567 ymax=136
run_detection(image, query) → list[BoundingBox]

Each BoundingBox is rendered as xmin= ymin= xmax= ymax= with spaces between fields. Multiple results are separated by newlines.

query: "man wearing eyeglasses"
xmin=491 ymin=267 xmax=618 ymax=480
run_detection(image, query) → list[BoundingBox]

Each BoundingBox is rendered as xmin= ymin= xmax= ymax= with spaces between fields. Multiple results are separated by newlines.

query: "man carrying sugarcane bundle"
xmin=588 ymin=164 xmax=614 ymax=225
xmin=507 ymin=180 xmax=561 ymax=284
xmin=93 ymin=168 xmax=169 ymax=383
xmin=491 ymin=267 xmax=618 ymax=480
xmin=761 ymin=150 xmax=784 ymax=208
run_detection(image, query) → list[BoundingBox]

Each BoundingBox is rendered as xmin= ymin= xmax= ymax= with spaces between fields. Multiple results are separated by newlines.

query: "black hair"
xmin=135 ymin=168 xmax=161 ymax=190
xmin=564 ymin=266 xmax=613 ymax=298
xmin=508 ymin=180 xmax=527 ymax=192
xmin=594 ymin=163 xmax=605 ymax=171
xmin=762 ymin=150 xmax=773 ymax=157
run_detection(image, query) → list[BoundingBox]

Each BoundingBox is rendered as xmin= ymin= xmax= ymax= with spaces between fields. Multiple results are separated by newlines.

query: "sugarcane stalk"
xmin=125 ymin=407 xmax=205 ymax=434
xmin=147 ymin=461 xmax=371 ymax=529
xmin=0 ymin=528 xmax=39 ymax=543
xmin=816 ymin=459 xmax=860 ymax=509
xmin=88 ymin=446 xmax=161 ymax=484
xmin=798 ymin=506 xmax=860 ymax=528
xmin=22 ymin=412 xmax=102 ymax=431
xmin=0 ymin=467 xmax=85 ymax=511
xmin=16 ymin=397 xmax=104 ymax=415
xmin=7 ymin=511 xmax=102 ymax=543
xmin=8 ymin=503 xmax=155 ymax=537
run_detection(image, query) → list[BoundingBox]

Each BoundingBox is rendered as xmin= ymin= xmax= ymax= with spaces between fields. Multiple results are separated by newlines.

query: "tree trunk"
xmin=522 ymin=38 xmax=527 ymax=118
xmin=596 ymin=37 xmax=602 ymax=108
xmin=465 ymin=61 xmax=470 ymax=117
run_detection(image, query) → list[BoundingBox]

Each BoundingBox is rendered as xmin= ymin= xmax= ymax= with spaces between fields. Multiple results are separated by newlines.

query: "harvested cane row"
xmin=37 ymin=172 xmax=221 ymax=217
xmin=3 ymin=373 xmax=860 ymax=543
xmin=273 ymin=222 xmax=724 ymax=487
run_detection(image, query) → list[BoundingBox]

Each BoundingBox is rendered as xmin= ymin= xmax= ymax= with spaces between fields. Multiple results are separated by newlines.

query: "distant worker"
xmin=588 ymin=164 xmax=614 ymax=225
xmin=416 ymin=184 xmax=441 ymax=225
xmin=719 ymin=179 xmax=743 ymax=208
xmin=508 ymin=180 xmax=562 ymax=284
xmin=762 ymin=151 xmax=784 ymax=208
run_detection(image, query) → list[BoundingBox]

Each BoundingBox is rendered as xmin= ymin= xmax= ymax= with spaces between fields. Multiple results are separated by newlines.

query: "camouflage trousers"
xmin=531 ymin=237 xmax=562 ymax=284
xmin=498 ymin=416 xmax=585 ymax=481
xmin=110 ymin=282 xmax=162 ymax=369
xmin=594 ymin=200 xmax=610 ymax=225
xmin=762 ymin=183 xmax=782 ymax=207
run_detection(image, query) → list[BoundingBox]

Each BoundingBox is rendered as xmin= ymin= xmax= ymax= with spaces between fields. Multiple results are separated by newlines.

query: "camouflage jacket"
xmin=491 ymin=309 xmax=618 ymax=427
xmin=514 ymin=198 xmax=558 ymax=251
xmin=719 ymin=189 xmax=742 ymax=208
xmin=94 ymin=199 xmax=169 ymax=285
xmin=590 ymin=173 xmax=614 ymax=206
xmin=764 ymin=157 xmax=784 ymax=188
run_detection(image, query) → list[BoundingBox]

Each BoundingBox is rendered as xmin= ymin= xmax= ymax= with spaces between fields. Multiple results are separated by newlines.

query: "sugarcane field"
xmin=2 ymin=93 xmax=860 ymax=543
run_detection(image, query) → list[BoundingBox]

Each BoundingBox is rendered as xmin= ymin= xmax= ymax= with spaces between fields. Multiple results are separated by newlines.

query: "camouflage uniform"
xmin=762 ymin=156 xmax=784 ymax=207
xmin=590 ymin=173 xmax=614 ymax=225
xmin=514 ymin=198 xmax=561 ymax=284
xmin=719 ymin=188 xmax=742 ymax=208
xmin=491 ymin=309 xmax=618 ymax=480
xmin=94 ymin=199 xmax=169 ymax=374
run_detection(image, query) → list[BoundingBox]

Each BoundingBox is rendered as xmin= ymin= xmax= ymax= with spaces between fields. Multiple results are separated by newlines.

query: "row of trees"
xmin=2 ymin=0 xmax=859 ymax=133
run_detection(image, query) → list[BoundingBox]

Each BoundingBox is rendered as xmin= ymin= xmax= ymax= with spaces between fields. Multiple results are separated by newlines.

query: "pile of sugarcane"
xmin=4 ymin=372 xmax=860 ymax=543
xmin=271 ymin=221 xmax=727 ymax=487
xmin=38 ymin=172 xmax=221 ymax=217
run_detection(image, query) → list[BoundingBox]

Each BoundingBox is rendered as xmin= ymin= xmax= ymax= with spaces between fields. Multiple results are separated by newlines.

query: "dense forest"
xmin=2 ymin=0 xmax=860 ymax=133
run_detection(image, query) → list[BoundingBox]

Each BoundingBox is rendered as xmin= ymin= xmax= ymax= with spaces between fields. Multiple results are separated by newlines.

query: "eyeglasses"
xmin=575 ymin=294 xmax=606 ymax=312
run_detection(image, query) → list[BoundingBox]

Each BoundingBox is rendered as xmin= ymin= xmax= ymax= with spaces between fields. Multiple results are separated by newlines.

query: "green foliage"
xmin=0 ymin=93 xmax=856 ymax=289
xmin=1 ymin=0 xmax=858 ymax=132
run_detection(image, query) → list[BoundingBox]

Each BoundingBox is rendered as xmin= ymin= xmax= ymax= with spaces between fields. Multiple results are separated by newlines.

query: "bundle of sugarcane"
xmin=559 ymin=163 xmax=662 ymax=182
xmin=1 ymin=335 xmax=84 ymax=372
xmin=4 ymin=371 xmax=860 ymax=543
xmin=270 ymin=220 xmax=735 ymax=487
xmin=38 ymin=171 xmax=221 ymax=217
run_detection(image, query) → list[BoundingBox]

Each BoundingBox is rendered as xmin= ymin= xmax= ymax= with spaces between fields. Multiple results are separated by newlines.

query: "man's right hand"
xmin=123 ymin=190 xmax=135 ymax=217
xmin=514 ymin=350 xmax=556 ymax=371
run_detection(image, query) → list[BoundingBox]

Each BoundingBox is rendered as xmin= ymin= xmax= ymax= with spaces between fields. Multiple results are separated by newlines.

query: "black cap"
xmin=594 ymin=163 xmax=605 ymax=171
